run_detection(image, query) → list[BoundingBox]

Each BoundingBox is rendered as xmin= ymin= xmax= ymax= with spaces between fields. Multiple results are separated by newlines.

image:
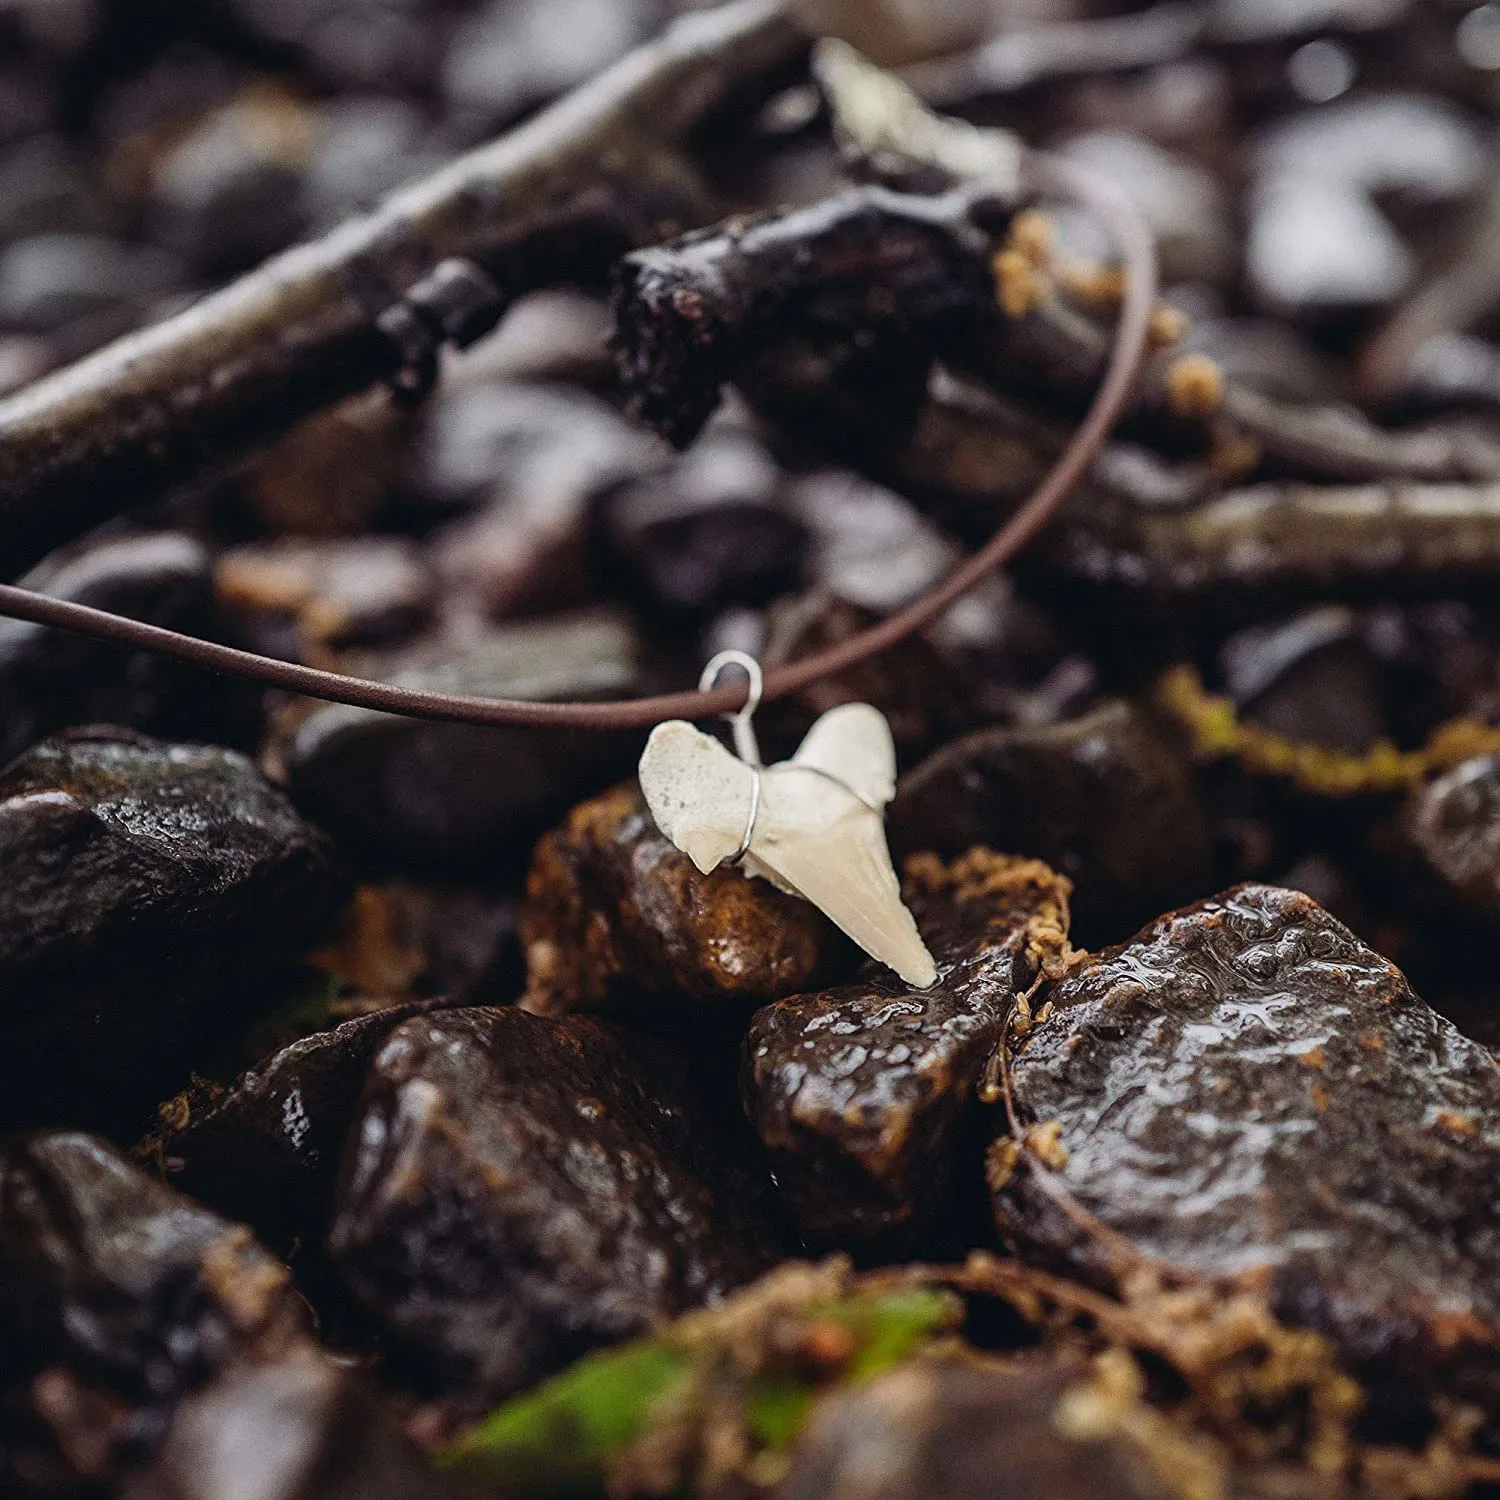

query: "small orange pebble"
xmin=1434 ymin=1110 xmax=1479 ymax=1137
xmin=1148 ymin=303 xmax=1190 ymax=348
xmin=1165 ymin=352 xmax=1225 ymax=417
xmin=1008 ymin=207 xmax=1054 ymax=265
xmin=992 ymin=247 xmax=1044 ymax=318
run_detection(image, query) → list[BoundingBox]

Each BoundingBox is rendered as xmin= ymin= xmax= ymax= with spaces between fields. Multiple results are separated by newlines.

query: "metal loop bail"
xmin=698 ymin=649 xmax=763 ymax=768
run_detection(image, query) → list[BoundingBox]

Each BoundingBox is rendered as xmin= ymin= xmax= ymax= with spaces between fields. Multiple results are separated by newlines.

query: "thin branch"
xmin=0 ymin=0 xmax=808 ymax=580
xmin=819 ymin=40 xmax=1500 ymax=489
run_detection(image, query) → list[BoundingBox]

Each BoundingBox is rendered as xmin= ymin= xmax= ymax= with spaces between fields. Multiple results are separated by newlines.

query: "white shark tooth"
xmin=638 ymin=702 xmax=937 ymax=989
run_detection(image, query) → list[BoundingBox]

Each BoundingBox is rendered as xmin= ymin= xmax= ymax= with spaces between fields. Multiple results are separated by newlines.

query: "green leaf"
xmin=441 ymin=1339 xmax=693 ymax=1497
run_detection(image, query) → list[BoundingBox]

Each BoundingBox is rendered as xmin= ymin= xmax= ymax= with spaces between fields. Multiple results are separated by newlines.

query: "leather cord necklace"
xmin=0 ymin=152 xmax=1156 ymax=733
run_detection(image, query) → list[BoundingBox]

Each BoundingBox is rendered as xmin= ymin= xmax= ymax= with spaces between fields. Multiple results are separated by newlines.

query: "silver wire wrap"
xmin=697 ymin=650 xmax=881 ymax=863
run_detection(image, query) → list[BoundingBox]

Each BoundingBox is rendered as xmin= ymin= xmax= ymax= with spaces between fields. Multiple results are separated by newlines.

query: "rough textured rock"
xmin=521 ymin=781 xmax=842 ymax=1018
xmin=328 ymin=1006 xmax=783 ymax=1408
xmin=887 ymin=701 xmax=1211 ymax=944
xmin=780 ymin=1352 xmax=1180 ymax=1500
xmin=996 ymin=883 xmax=1500 ymax=1420
xmin=743 ymin=851 xmax=1073 ymax=1253
xmin=274 ymin=613 xmax=642 ymax=866
xmin=0 ymin=728 xmax=348 ymax=1131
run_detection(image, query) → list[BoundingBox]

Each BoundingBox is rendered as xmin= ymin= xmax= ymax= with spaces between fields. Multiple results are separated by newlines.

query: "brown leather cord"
xmin=0 ymin=151 xmax=1157 ymax=732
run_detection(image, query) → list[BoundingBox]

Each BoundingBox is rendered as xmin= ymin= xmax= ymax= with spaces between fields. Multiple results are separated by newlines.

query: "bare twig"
xmin=0 ymin=0 xmax=808 ymax=579
xmin=820 ymin=40 xmax=1500 ymax=489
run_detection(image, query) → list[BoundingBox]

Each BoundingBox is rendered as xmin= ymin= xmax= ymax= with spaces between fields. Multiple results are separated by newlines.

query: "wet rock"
xmin=1247 ymin=95 xmax=1484 ymax=318
xmin=887 ymin=702 xmax=1211 ymax=946
xmin=0 ymin=134 xmax=112 ymax=243
xmin=780 ymin=1352 xmax=1179 ymax=1500
xmin=216 ymin=536 xmax=434 ymax=657
xmin=338 ymin=880 xmax=521 ymax=1005
xmin=1247 ymin=173 xmax=1411 ymax=315
xmin=1219 ymin=606 xmax=1387 ymax=756
xmin=409 ymin=379 xmax=657 ymax=516
xmin=416 ymin=384 xmax=657 ymax=619
xmin=159 ymin=999 xmax=458 ymax=1268
xmin=0 ymin=1132 xmax=307 ymax=1494
xmin=124 ymin=1350 xmax=464 ymax=1500
xmin=0 ymin=232 xmax=182 ymax=334
xmin=146 ymin=87 xmax=315 ymax=276
xmin=1053 ymin=131 xmax=1232 ymax=287
xmin=600 ymin=427 xmax=809 ymax=618
xmin=521 ymin=781 xmax=841 ymax=1018
xmin=995 ymin=884 xmax=1500 ymax=1419
xmin=275 ymin=612 xmax=642 ymax=867
xmin=1405 ymin=754 xmax=1500 ymax=921
xmin=242 ymin=395 xmax=411 ymax=538
xmin=443 ymin=0 xmax=646 ymax=123
xmin=755 ymin=592 xmax=973 ymax=766
xmin=743 ymin=851 xmax=1072 ymax=1254
xmin=0 ymin=1132 xmax=452 ymax=1500
xmin=328 ymin=1005 xmax=781 ymax=1406
xmin=782 ymin=469 xmax=957 ymax=616
xmin=228 ymin=0 xmax=444 ymax=93
xmin=0 ymin=728 xmax=348 ymax=1131
xmin=0 ymin=532 xmax=225 ymax=765
xmin=302 ymin=95 xmax=447 ymax=227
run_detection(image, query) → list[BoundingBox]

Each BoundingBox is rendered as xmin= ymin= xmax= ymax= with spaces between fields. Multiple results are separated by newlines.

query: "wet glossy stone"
xmin=887 ymin=702 xmax=1211 ymax=945
xmin=1406 ymin=754 xmax=1500 ymax=921
xmin=0 ymin=728 xmax=348 ymax=1131
xmin=216 ymin=536 xmax=434 ymax=656
xmin=159 ymin=999 xmax=459 ymax=1266
xmin=781 ymin=1352 xmax=1179 ymax=1500
xmin=743 ymin=851 xmax=1072 ymax=1253
xmin=328 ymin=1005 xmax=781 ymax=1406
xmin=0 ymin=232 xmax=181 ymax=334
xmin=443 ymin=0 xmax=645 ymax=122
xmin=274 ymin=613 xmax=642 ymax=866
xmin=145 ymin=88 xmax=315 ymax=276
xmin=0 ymin=1132 xmax=452 ymax=1500
xmin=1219 ymin=606 xmax=1387 ymax=756
xmin=0 ymin=1132 xmax=307 ymax=1494
xmin=0 ymin=531 xmax=223 ymax=765
xmin=756 ymin=592 xmax=974 ymax=766
xmin=521 ymin=781 xmax=840 ymax=1018
xmin=409 ymin=379 xmax=658 ymax=514
xmin=996 ymin=884 xmax=1500 ymax=1418
xmin=125 ymin=1350 xmax=463 ymax=1500
xmin=601 ymin=427 xmax=809 ymax=617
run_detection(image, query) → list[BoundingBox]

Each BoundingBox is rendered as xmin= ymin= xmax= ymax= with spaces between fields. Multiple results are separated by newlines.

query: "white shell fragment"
xmin=639 ymin=702 xmax=938 ymax=989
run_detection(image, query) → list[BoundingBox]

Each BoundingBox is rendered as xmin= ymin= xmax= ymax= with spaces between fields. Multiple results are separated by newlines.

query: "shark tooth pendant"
xmin=638 ymin=651 xmax=938 ymax=989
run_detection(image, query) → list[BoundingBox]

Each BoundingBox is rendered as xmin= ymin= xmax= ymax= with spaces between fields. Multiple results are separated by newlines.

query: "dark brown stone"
xmin=780 ymin=1351 xmax=1180 ymax=1500
xmin=743 ymin=851 xmax=1072 ymax=1253
xmin=0 ymin=728 xmax=348 ymax=1132
xmin=887 ymin=701 xmax=1211 ymax=944
xmin=521 ymin=781 xmax=841 ymax=1017
xmin=996 ymin=883 xmax=1500 ymax=1421
xmin=327 ymin=1006 xmax=782 ymax=1407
